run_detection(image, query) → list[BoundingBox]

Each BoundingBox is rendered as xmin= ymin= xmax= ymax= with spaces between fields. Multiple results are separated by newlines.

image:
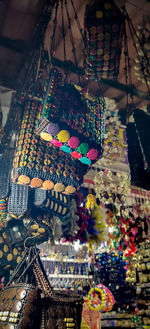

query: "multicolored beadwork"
xmin=36 ymin=69 xmax=106 ymax=165
xmin=12 ymin=100 xmax=88 ymax=194
xmin=84 ymin=0 xmax=124 ymax=80
xmin=0 ymin=200 xmax=7 ymax=224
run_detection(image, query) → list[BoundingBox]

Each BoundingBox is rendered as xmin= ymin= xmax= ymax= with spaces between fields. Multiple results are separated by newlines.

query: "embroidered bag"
xmin=12 ymin=99 xmax=87 ymax=194
xmin=36 ymin=68 xmax=106 ymax=166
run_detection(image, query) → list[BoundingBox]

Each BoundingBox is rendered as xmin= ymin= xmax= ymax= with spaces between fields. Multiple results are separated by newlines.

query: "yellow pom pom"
xmin=57 ymin=130 xmax=70 ymax=143
xmin=86 ymin=194 xmax=96 ymax=209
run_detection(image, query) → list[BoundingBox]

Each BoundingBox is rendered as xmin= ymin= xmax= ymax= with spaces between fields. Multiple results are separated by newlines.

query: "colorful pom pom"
xmin=61 ymin=145 xmax=72 ymax=153
xmin=57 ymin=130 xmax=70 ymax=143
xmin=47 ymin=122 xmax=60 ymax=136
xmin=40 ymin=132 xmax=53 ymax=142
xmin=80 ymin=157 xmax=91 ymax=165
xmin=68 ymin=136 xmax=80 ymax=149
xmin=78 ymin=143 xmax=89 ymax=155
xmin=51 ymin=140 xmax=63 ymax=147
xmin=87 ymin=149 xmax=99 ymax=160
xmin=71 ymin=151 xmax=82 ymax=159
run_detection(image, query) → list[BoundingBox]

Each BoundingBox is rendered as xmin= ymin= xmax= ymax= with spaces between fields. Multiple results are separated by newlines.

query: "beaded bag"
xmin=36 ymin=68 xmax=106 ymax=166
xmin=36 ymin=190 xmax=74 ymax=218
xmin=84 ymin=0 xmax=124 ymax=80
xmin=8 ymin=182 xmax=29 ymax=218
xmin=0 ymin=245 xmax=83 ymax=329
xmin=12 ymin=99 xmax=87 ymax=194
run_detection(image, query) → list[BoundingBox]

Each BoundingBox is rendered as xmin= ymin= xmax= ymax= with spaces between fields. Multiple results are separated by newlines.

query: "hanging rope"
xmin=122 ymin=7 xmax=134 ymax=116
xmin=50 ymin=0 xmax=59 ymax=64
xmin=61 ymin=0 xmax=67 ymax=64
xmin=64 ymin=0 xmax=81 ymax=83
xmin=123 ymin=6 xmax=150 ymax=93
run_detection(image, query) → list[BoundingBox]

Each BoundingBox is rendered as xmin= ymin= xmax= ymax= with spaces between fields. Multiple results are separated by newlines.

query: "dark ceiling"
xmin=0 ymin=0 xmax=150 ymax=110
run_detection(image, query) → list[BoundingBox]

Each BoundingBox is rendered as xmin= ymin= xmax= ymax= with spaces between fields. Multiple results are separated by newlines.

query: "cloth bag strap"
xmin=5 ymin=246 xmax=40 ymax=287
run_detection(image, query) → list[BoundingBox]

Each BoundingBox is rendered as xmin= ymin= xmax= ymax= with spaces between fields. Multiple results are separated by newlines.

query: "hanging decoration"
xmin=97 ymin=98 xmax=128 ymax=168
xmin=36 ymin=68 xmax=106 ymax=166
xmin=134 ymin=109 xmax=150 ymax=173
xmin=94 ymin=170 xmax=130 ymax=205
xmin=12 ymin=99 xmax=86 ymax=194
xmin=87 ymin=283 xmax=115 ymax=312
xmin=84 ymin=0 xmax=124 ymax=80
xmin=134 ymin=17 xmax=150 ymax=85
xmin=88 ymin=204 xmax=109 ymax=248
xmin=126 ymin=109 xmax=150 ymax=190
xmin=94 ymin=251 xmax=136 ymax=313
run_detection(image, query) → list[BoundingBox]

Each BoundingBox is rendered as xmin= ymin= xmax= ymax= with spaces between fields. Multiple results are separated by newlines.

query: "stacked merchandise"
xmin=40 ymin=242 xmax=93 ymax=295
xmin=95 ymin=252 xmax=138 ymax=328
xmin=133 ymin=242 xmax=150 ymax=328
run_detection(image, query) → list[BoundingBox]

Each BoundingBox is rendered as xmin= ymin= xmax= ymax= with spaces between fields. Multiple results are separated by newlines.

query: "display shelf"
xmin=137 ymin=283 xmax=150 ymax=288
xmin=48 ymin=274 xmax=92 ymax=279
xmin=41 ymin=257 xmax=89 ymax=263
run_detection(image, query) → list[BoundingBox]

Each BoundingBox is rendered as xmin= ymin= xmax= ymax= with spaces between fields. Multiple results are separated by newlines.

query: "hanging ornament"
xmin=134 ymin=17 xmax=150 ymax=86
xmin=86 ymin=194 xmax=96 ymax=210
xmin=98 ymin=98 xmax=128 ymax=167
xmin=84 ymin=0 xmax=124 ymax=80
xmin=87 ymin=284 xmax=115 ymax=312
xmin=94 ymin=170 xmax=130 ymax=206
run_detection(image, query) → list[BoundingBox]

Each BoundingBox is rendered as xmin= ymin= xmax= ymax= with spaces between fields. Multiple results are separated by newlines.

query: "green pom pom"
xmin=78 ymin=143 xmax=89 ymax=155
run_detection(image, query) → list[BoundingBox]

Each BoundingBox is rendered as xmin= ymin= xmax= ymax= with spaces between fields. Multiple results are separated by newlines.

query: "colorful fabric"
xmin=84 ymin=0 xmax=124 ymax=80
xmin=36 ymin=69 xmax=106 ymax=165
xmin=12 ymin=100 xmax=87 ymax=194
xmin=82 ymin=300 xmax=101 ymax=329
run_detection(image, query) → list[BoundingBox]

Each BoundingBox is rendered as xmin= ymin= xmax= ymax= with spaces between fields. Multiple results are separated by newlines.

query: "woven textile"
xmin=38 ymin=293 xmax=83 ymax=329
xmin=36 ymin=189 xmax=73 ymax=218
xmin=8 ymin=182 xmax=29 ymax=217
xmin=12 ymin=100 xmax=87 ymax=194
xmin=0 ymin=157 xmax=12 ymax=199
xmin=34 ymin=188 xmax=47 ymax=206
xmin=84 ymin=0 xmax=124 ymax=80
xmin=36 ymin=68 xmax=106 ymax=166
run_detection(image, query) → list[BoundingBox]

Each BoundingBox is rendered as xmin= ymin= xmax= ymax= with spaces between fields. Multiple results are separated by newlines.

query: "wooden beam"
xmin=52 ymin=57 xmax=150 ymax=101
xmin=0 ymin=35 xmax=26 ymax=54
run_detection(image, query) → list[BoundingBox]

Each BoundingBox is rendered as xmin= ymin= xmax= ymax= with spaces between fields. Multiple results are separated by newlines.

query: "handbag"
xmin=36 ymin=68 xmax=106 ymax=166
xmin=32 ymin=257 xmax=83 ymax=329
xmin=0 ymin=247 xmax=40 ymax=329
xmin=12 ymin=99 xmax=87 ymax=194
xmin=84 ymin=0 xmax=124 ymax=80
xmin=0 ymin=216 xmax=51 ymax=279
xmin=0 ymin=243 xmax=84 ymax=329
